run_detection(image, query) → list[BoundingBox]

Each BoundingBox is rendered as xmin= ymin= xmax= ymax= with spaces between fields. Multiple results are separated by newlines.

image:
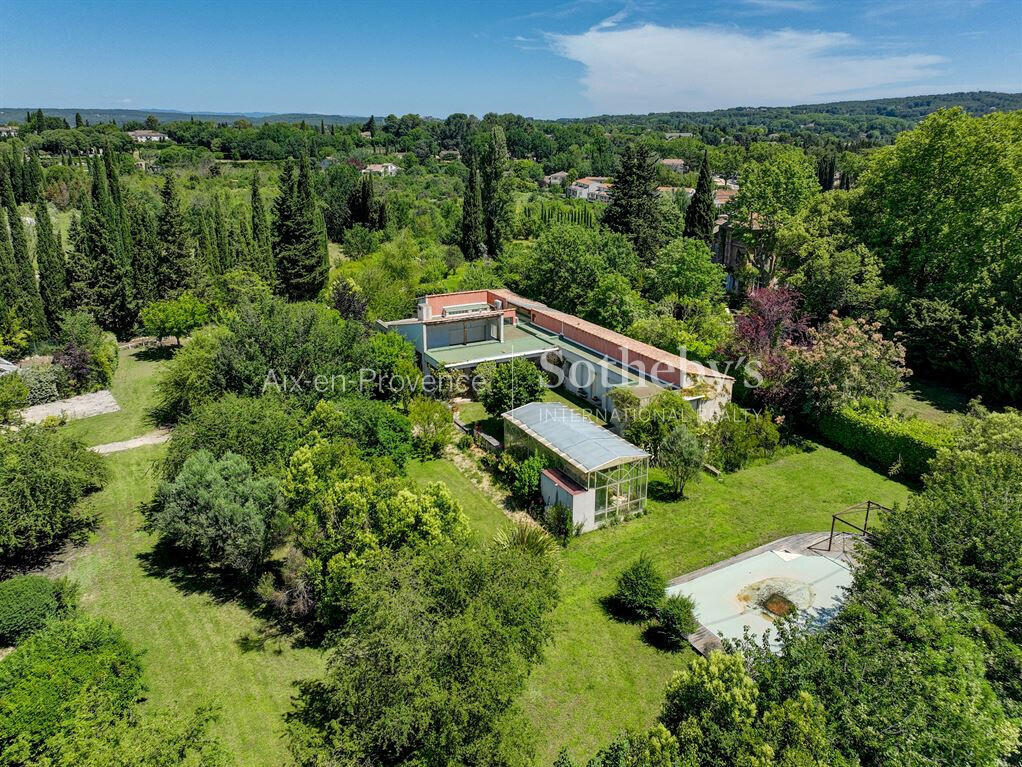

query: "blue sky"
xmin=1 ymin=0 xmax=1019 ymax=118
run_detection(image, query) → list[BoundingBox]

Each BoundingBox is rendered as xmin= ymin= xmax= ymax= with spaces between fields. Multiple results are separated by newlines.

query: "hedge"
xmin=0 ymin=575 xmax=79 ymax=645
xmin=816 ymin=407 xmax=953 ymax=481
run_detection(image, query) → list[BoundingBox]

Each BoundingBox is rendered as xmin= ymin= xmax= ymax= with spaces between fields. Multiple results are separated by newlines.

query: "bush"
xmin=705 ymin=403 xmax=781 ymax=472
xmin=310 ymin=398 xmax=413 ymax=468
xmin=510 ymin=453 xmax=550 ymax=509
xmin=161 ymin=393 xmax=303 ymax=480
xmin=0 ymin=374 xmax=28 ymax=424
xmin=0 ymin=426 xmax=107 ymax=563
xmin=542 ymin=502 xmax=575 ymax=545
xmin=144 ymin=451 xmax=286 ymax=578
xmin=613 ymin=555 xmax=666 ymax=620
xmin=19 ymin=364 xmax=67 ymax=406
xmin=475 ymin=357 xmax=546 ymax=417
xmin=139 ymin=292 xmax=210 ymax=344
xmin=408 ymin=396 xmax=454 ymax=457
xmin=658 ymin=593 xmax=699 ymax=648
xmin=0 ymin=575 xmax=79 ymax=645
xmin=56 ymin=311 xmax=119 ymax=391
xmin=816 ymin=401 xmax=953 ymax=481
xmin=658 ymin=424 xmax=704 ymax=497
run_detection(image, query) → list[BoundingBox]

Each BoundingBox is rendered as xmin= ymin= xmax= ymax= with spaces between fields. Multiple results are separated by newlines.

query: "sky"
xmin=1 ymin=0 xmax=1019 ymax=118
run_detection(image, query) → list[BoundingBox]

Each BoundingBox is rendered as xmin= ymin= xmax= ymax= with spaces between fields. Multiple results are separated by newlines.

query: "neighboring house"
xmin=438 ymin=149 xmax=461 ymax=162
xmin=0 ymin=125 xmax=19 ymax=138
xmin=379 ymin=288 xmax=734 ymax=423
xmin=506 ymin=401 xmax=650 ymax=531
xmin=360 ymin=130 xmax=372 ymax=139
xmin=714 ymin=188 xmax=738 ymax=207
xmin=0 ymin=358 xmax=18 ymax=377
xmin=362 ymin=162 xmax=400 ymax=177
xmin=542 ymin=170 xmax=569 ymax=187
xmin=567 ymin=176 xmax=612 ymax=202
xmin=664 ymin=132 xmax=693 ymax=139
xmin=660 ymin=158 xmax=687 ymax=174
xmin=127 ymin=129 xmax=168 ymax=143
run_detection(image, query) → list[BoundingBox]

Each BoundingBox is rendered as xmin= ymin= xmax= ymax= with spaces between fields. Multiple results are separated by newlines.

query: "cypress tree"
xmin=603 ymin=143 xmax=667 ymax=263
xmin=1 ymin=166 xmax=47 ymax=338
xmin=459 ymin=158 xmax=484 ymax=260
xmin=0 ymin=209 xmax=20 ymax=316
xmin=480 ymin=126 xmax=512 ymax=256
xmin=33 ymin=109 xmax=44 ymax=132
xmin=103 ymin=147 xmax=132 ymax=259
xmin=273 ymin=155 xmax=328 ymax=302
xmin=683 ymin=150 xmax=715 ymax=245
xmin=65 ymin=211 xmax=93 ymax=311
xmin=347 ymin=173 xmax=375 ymax=228
xmin=25 ymin=151 xmax=44 ymax=202
xmin=127 ymin=196 xmax=159 ymax=308
xmin=155 ymin=173 xmax=190 ymax=297
xmin=86 ymin=156 xmax=135 ymax=336
xmin=34 ymin=197 xmax=67 ymax=334
xmin=75 ymin=112 xmax=84 ymax=129
xmin=7 ymin=147 xmax=24 ymax=203
xmin=250 ymin=172 xmax=275 ymax=284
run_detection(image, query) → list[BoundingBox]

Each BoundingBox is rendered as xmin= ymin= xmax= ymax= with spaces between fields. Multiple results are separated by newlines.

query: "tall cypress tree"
xmin=127 ymin=196 xmax=159 ymax=308
xmin=683 ymin=150 xmax=715 ymax=245
xmin=155 ymin=173 xmax=190 ymax=297
xmin=103 ymin=148 xmax=132 ymax=260
xmin=459 ymin=158 xmax=484 ymax=260
xmin=347 ymin=174 xmax=375 ymax=228
xmin=603 ymin=143 xmax=667 ymax=264
xmin=249 ymin=171 xmax=274 ymax=284
xmin=24 ymin=152 xmax=43 ymax=203
xmin=1 ymin=166 xmax=47 ymax=338
xmin=0 ymin=209 xmax=21 ymax=316
xmin=34 ymin=197 xmax=67 ymax=334
xmin=273 ymin=155 xmax=328 ymax=302
xmin=480 ymin=126 xmax=512 ymax=257
xmin=86 ymin=156 xmax=135 ymax=336
xmin=65 ymin=211 xmax=94 ymax=311
xmin=74 ymin=112 xmax=84 ymax=129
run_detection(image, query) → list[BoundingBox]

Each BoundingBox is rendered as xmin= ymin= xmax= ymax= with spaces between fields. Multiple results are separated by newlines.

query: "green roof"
xmin=425 ymin=324 xmax=557 ymax=368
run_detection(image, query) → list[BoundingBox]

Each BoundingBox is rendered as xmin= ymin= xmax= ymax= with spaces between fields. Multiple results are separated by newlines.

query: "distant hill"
xmin=0 ymin=107 xmax=366 ymax=126
xmin=559 ymin=91 xmax=1022 ymax=141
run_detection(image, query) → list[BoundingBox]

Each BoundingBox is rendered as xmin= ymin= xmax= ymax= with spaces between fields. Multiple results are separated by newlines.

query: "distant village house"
xmin=659 ymin=158 xmax=687 ymax=174
xmin=127 ymin=129 xmax=168 ymax=143
xmin=362 ymin=162 xmax=400 ymax=177
xmin=568 ymin=176 xmax=612 ymax=202
xmin=542 ymin=170 xmax=569 ymax=187
xmin=0 ymin=125 xmax=20 ymax=138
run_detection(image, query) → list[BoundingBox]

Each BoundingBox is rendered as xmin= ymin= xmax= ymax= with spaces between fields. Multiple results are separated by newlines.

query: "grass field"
xmin=63 ymin=345 xmax=171 ymax=446
xmin=892 ymin=377 xmax=971 ymax=423
xmin=407 ymin=456 xmax=511 ymax=541
xmin=522 ymin=444 xmax=911 ymax=763
xmin=68 ymin=446 xmax=324 ymax=766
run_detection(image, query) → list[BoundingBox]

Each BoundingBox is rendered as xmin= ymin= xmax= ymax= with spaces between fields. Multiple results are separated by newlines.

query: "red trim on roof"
xmin=542 ymin=468 xmax=587 ymax=496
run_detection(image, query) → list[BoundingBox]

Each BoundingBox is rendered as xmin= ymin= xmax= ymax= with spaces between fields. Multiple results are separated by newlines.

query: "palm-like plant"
xmin=493 ymin=518 xmax=557 ymax=557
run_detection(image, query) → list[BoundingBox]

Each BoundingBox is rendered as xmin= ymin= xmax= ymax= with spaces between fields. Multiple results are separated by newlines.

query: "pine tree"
xmin=33 ymin=197 xmax=67 ymax=334
xmin=459 ymin=158 xmax=485 ymax=260
xmin=74 ymin=112 xmax=84 ymax=129
xmin=272 ymin=155 xmax=328 ymax=302
xmin=480 ymin=126 xmax=512 ymax=256
xmin=155 ymin=173 xmax=190 ymax=297
xmin=249 ymin=172 xmax=275 ymax=284
xmin=683 ymin=150 xmax=715 ymax=245
xmin=603 ymin=143 xmax=667 ymax=264
xmin=1 ymin=166 xmax=47 ymax=338
xmin=86 ymin=156 xmax=135 ymax=336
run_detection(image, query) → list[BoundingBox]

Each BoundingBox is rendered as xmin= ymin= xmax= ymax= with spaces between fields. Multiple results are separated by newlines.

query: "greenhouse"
xmin=503 ymin=401 xmax=650 ymax=532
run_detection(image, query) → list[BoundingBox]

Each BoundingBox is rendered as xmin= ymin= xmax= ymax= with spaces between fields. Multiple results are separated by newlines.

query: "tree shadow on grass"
xmin=136 ymin=538 xmax=264 ymax=613
xmin=640 ymin=623 xmax=685 ymax=653
xmin=597 ymin=594 xmax=648 ymax=625
xmin=132 ymin=345 xmax=176 ymax=363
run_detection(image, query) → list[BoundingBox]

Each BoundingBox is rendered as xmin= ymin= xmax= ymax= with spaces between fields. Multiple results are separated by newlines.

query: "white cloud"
xmin=549 ymin=22 xmax=945 ymax=112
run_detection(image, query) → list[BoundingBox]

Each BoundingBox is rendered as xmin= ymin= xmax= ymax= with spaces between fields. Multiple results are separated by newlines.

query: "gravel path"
xmin=20 ymin=390 xmax=121 ymax=424
xmin=90 ymin=430 xmax=171 ymax=455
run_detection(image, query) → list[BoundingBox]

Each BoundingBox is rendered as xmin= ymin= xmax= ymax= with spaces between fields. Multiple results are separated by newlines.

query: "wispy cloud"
xmin=549 ymin=22 xmax=945 ymax=112
xmin=741 ymin=0 xmax=819 ymax=12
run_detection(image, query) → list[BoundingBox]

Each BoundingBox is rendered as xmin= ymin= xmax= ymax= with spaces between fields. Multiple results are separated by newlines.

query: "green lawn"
xmin=522 ymin=444 xmax=911 ymax=763
xmin=407 ymin=457 xmax=510 ymax=541
xmin=63 ymin=345 xmax=171 ymax=446
xmin=68 ymin=446 xmax=324 ymax=766
xmin=892 ymin=377 xmax=971 ymax=423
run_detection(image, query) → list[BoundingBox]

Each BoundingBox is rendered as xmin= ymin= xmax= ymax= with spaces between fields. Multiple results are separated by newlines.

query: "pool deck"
xmin=669 ymin=531 xmax=863 ymax=656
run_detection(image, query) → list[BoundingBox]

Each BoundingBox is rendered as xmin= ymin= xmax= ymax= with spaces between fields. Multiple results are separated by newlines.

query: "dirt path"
xmin=89 ymin=429 xmax=171 ymax=455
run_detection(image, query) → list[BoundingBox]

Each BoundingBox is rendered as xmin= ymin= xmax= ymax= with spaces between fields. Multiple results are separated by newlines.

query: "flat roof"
xmin=504 ymin=401 xmax=648 ymax=474
xmin=425 ymin=324 xmax=557 ymax=368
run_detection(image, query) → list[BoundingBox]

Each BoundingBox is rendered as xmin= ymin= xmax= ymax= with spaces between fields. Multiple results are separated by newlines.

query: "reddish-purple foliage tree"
xmin=728 ymin=287 xmax=808 ymax=412
xmin=52 ymin=342 xmax=94 ymax=392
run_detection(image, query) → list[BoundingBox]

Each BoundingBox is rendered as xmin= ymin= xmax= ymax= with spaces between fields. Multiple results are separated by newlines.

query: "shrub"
xmin=56 ymin=311 xmax=119 ymax=391
xmin=0 ymin=374 xmax=28 ymax=424
xmin=19 ymin=364 xmax=67 ymax=406
xmin=658 ymin=424 xmax=704 ymax=497
xmin=408 ymin=396 xmax=454 ymax=457
xmin=623 ymin=390 xmax=700 ymax=463
xmin=658 ymin=593 xmax=699 ymax=648
xmin=309 ymin=398 xmax=413 ymax=469
xmin=510 ymin=453 xmax=550 ymax=509
xmin=161 ymin=393 xmax=303 ymax=479
xmin=0 ymin=575 xmax=79 ymax=645
xmin=613 ymin=555 xmax=666 ymax=620
xmin=475 ymin=357 xmax=546 ymax=417
xmin=705 ymin=403 xmax=781 ymax=472
xmin=144 ymin=451 xmax=286 ymax=578
xmin=816 ymin=402 xmax=953 ymax=481
xmin=542 ymin=502 xmax=575 ymax=544
xmin=0 ymin=426 xmax=107 ymax=563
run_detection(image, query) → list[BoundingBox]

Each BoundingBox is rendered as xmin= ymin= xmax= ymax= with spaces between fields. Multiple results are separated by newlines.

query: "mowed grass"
xmin=63 ymin=345 xmax=171 ymax=446
xmin=892 ymin=377 xmax=971 ymax=424
xmin=407 ymin=456 xmax=510 ymax=541
xmin=523 ymin=444 xmax=911 ymax=763
xmin=68 ymin=446 xmax=324 ymax=766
